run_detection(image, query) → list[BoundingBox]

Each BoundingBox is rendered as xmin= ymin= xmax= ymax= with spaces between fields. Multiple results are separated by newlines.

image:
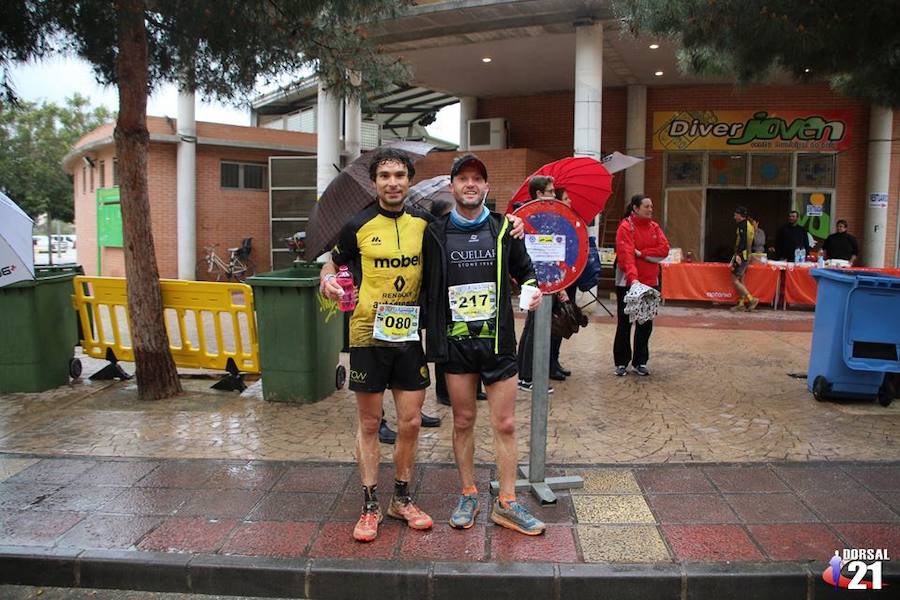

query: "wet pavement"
xmin=0 ymin=307 xmax=895 ymax=465
xmin=1 ymin=306 xmax=898 ymax=598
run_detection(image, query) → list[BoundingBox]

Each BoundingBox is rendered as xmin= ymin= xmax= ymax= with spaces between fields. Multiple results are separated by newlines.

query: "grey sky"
xmin=8 ymin=55 xmax=460 ymax=143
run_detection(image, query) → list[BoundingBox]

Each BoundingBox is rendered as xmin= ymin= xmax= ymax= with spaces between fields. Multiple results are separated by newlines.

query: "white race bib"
xmin=373 ymin=304 xmax=420 ymax=342
xmin=448 ymin=282 xmax=496 ymax=322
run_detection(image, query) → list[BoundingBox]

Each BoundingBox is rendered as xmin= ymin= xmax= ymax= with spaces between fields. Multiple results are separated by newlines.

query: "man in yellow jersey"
xmin=730 ymin=206 xmax=759 ymax=311
xmin=320 ymin=148 xmax=434 ymax=542
xmin=422 ymin=155 xmax=546 ymax=536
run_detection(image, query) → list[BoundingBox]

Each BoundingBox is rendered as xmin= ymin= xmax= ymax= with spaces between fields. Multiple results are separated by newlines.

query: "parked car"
xmin=50 ymin=234 xmax=71 ymax=251
xmin=33 ymin=235 xmax=68 ymax=253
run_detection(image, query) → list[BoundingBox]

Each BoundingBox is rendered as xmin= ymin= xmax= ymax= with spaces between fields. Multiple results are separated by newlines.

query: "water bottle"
xmin=794 ymin=247 xmax=805 ymax=263
xmin=335 ymin=266 xmax=357 ymax=312
xmin=817 ymin=251 xmax=825 ymax=269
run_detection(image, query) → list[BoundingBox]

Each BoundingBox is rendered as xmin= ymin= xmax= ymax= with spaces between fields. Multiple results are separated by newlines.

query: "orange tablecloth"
xmin=661 ymin=263 xmax=779 ymax=304
xmin=784 ymin=267 xmax=900 ymax=306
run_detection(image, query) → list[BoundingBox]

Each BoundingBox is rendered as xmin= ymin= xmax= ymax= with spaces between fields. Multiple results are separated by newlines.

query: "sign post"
xmin=491 ymin=200 xmax=588 ymax=504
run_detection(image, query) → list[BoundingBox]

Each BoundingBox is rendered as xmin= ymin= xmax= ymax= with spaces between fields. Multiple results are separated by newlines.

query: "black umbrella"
xmin=304 ymin=141 xmax=435 ymax=260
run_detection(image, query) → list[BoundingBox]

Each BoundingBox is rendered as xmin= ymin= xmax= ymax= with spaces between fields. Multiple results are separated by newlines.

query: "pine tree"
xmin=613 ymin=0 xmax=900 ymax=108
xmin=0 ymin=0 xmax=411 ymax=400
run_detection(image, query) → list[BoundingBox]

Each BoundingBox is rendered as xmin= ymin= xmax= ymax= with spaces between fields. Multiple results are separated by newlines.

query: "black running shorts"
xmin=731 ymin=258 xmax=749 ymax=277
xmin=443 ymin=338 xmax=517 ymax=386
xmin=349 ymin=344 xmax=430 ymax=393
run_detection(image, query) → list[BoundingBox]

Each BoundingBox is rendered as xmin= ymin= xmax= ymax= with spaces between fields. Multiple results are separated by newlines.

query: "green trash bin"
xmin=248 ymin=263 xmax=345 ymax=403
xmin=0 ymin=267 xmax=81 ymax=393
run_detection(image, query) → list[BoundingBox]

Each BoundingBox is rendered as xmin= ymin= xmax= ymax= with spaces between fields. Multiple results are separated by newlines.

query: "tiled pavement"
xmin=1 ymin=457 xmax=898 ymax=569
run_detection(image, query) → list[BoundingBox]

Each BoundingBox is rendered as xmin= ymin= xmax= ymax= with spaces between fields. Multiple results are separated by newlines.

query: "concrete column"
xmin=176 ymin=90 xmax=197 ymax=280
xmin=317 ymin=84 xmax=342 ymax=196
xmin=574 ymin=20 xmax=603 ymax=159
xmin=863 ymin=105 xmax=893 ymax=267
xmin=458 ymin=96 xmax=477 ymax=150
xmin=625 ymin=85 xmax=647 ymax=202
xmin=345 ymin=97 xmax=362 ymax=160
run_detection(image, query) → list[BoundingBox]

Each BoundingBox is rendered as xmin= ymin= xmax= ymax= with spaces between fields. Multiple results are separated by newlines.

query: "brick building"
xmin=65 ymin=117 xmax=315 ymax=277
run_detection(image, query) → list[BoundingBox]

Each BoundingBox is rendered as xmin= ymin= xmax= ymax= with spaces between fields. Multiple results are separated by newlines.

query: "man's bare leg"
xmin=484 ymin=376 xmax=518 ymax=499
xmin=353 ymin=391 xmax=385 ymax=542
xmin=385 ymin=388 xmax=433 ymax=530
xmin=355 ymin=392 xmax=385 ymax=487
xmin=446 ymin=373 xmax=480 ymax=490
xmin=391 ymin=389 xmax=425 ymax=482
xmin=732 ymin=274 xmax=751 ymax=299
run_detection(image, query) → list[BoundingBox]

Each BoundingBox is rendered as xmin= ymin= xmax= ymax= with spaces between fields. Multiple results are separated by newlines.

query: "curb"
xmin=2 ymin=545 xmax=897 ymax=599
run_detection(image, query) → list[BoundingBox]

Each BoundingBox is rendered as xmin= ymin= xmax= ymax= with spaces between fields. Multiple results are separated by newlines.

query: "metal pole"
xmin=528 ymin=294 xmax=552 ymax=483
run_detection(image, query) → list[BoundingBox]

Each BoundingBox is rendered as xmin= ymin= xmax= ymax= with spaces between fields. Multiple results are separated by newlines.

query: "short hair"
xmin=554 ymin=187 xmax=567 ymax=201
xmin=836 ymin=219 xmax=848 ymax=227
xmin=368 ymin=148 xmax=415 ymax=182
xmin=788 ymin=210 xmax=799 ymax=217
xmin=628 ymin=194 xmax=649 ymax=214
xmin=528 ymin=176 xmax=554 ymax=200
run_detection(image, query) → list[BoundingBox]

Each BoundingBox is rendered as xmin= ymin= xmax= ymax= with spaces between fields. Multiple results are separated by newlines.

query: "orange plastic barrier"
xmin=784 ymin=267 xmax=900 ymax=306
xmin=661 ymin=263 xmax=780 ymax=304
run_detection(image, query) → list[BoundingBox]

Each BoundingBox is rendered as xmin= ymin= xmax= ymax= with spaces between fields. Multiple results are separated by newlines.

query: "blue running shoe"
xmin=490 ymin=499 xmax=545 ymax=536
xmin=449 ymin=494 xmax=479 ymax=529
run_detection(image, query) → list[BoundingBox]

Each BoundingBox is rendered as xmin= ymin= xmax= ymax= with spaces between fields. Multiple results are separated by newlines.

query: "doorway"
xmin=704 ymin=189 xmax=791 ymax=262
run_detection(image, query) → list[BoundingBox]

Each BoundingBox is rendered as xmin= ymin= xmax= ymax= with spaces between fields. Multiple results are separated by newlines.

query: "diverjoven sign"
xmin=653 ymin=110 xmax=853 ymax=152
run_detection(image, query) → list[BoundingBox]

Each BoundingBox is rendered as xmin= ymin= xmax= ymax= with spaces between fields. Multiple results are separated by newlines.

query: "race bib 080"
xmin=373 ymin=304 xmax=420 ymax=342
xmin=448 ymin=282 xmax=496 ymax=322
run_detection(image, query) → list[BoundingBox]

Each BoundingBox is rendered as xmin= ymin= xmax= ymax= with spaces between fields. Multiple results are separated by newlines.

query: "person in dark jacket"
xmin=771 ymin=210 xmax=810 ymax=261
xmin=823 ymin=219 xmax=859 ymax=264
xmin=422 ymin=154 xmax=545 ymax=536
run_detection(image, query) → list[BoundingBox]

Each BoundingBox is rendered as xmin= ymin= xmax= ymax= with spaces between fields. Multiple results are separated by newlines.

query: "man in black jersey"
xmin=422 ymin=154 xmax=546 ymax=536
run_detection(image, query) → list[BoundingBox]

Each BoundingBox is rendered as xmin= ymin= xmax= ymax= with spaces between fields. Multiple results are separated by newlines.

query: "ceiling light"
xmin=482 ymin=57 xmax=492 ymax=63
xmin=803 ymin=68 xmax=811 ymax=73
xmin=649 ymin=43 xmax=660 ymax=49
xmin=654 ymin=70 xmax=664 ymax=76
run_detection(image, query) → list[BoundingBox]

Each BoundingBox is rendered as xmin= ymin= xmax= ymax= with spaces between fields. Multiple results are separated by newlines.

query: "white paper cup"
xmin=519 ymin=284 xmax=540 ymax=310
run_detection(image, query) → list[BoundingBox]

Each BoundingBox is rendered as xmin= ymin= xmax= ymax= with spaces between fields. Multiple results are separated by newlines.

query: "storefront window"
xmin=665 ymin=153 xmax=703 ymax=186
xmin=707 ymin=153 xmax=746 ymax=186
xmin=795 ymin=191 xmax=833 ymax=242
xmin=750 ymin=154 xmax=792 ymax=187
xmin=796 ymin=153 xmax=835 ymax=188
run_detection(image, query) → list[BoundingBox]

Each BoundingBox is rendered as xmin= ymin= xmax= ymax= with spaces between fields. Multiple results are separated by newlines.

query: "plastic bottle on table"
xmin=817 ymin=251 xmax=825 ymax=269
xmin=335 ymin=266 xmax=357 ymax=312
xmin=794 ymin=247 xmax=805 ymax=263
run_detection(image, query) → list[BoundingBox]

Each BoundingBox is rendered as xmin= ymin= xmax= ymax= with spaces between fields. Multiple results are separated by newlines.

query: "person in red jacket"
xmin=613 ymin=194 xmax=670 ymax=376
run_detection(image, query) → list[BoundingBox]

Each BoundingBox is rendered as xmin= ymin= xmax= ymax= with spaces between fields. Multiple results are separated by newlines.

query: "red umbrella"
xmin=507 ymin=156 xmax=613 ymax=222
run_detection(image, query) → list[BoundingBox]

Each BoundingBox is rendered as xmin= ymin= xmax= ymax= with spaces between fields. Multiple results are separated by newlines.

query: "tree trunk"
xmin=114 ymin=0 xmax=182 ymax=400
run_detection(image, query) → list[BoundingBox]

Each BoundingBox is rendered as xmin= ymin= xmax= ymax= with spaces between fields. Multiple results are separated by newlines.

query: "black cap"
xmin=734 ymin=206 xmax=748 ymax=217
xmin=450 ymin=153 xmax=488 ymax=181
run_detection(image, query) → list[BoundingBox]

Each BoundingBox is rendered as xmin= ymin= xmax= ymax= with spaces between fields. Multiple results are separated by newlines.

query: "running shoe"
xmin=634 ymin=365 xmax=650 ymax=376
xmin=614 ymin=365 xmax=628 ymax=377
xmin=517 ymin=380 xmax=555 ymax=393
xmin=490 ymin=498 xmax=545 ymax=536
xmin=387 ymin=497 xmax=433 ymax=530
xmin=353 ymin=502 xmax=383 ymax=542
xmin=449 ymin=494 xmax=480 ymax=529
xmin=729 ymin=300 xmax=747 ymax=311
xmin=746 ymin=297 xmax=760 ymax=311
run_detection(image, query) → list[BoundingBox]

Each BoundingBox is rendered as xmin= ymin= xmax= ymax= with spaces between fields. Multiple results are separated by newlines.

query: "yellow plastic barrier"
xmin=72 ymin=276 xmax=259 ymax=374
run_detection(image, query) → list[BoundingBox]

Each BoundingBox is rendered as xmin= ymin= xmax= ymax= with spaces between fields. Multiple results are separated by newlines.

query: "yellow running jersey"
xmin=332 ymin=203 xmax=431 ymax=347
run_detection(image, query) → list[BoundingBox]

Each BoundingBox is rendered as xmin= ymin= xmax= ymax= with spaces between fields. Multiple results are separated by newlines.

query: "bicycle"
xmin=196 ymin=237 xmax=256 ymax=282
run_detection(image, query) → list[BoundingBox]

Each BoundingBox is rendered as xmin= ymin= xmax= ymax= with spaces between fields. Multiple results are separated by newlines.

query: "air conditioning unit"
xmin=467 ymin=118 xmax=508 ymax=150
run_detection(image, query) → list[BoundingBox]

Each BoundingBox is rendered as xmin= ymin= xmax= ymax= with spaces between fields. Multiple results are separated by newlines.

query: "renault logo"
xmin=394 ymin=275 xmax=406 ymax=292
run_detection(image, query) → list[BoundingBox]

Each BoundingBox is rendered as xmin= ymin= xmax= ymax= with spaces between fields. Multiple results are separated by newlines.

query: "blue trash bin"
xmin=808 ymin=269 xmax=900 ymax=406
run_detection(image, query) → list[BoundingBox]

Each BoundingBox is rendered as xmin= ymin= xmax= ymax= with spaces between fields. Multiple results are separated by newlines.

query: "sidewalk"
xmin=1 ymin=308 xmax=898 ymax=598
xmin=0 ymin=456 xmax=897 ymax=598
